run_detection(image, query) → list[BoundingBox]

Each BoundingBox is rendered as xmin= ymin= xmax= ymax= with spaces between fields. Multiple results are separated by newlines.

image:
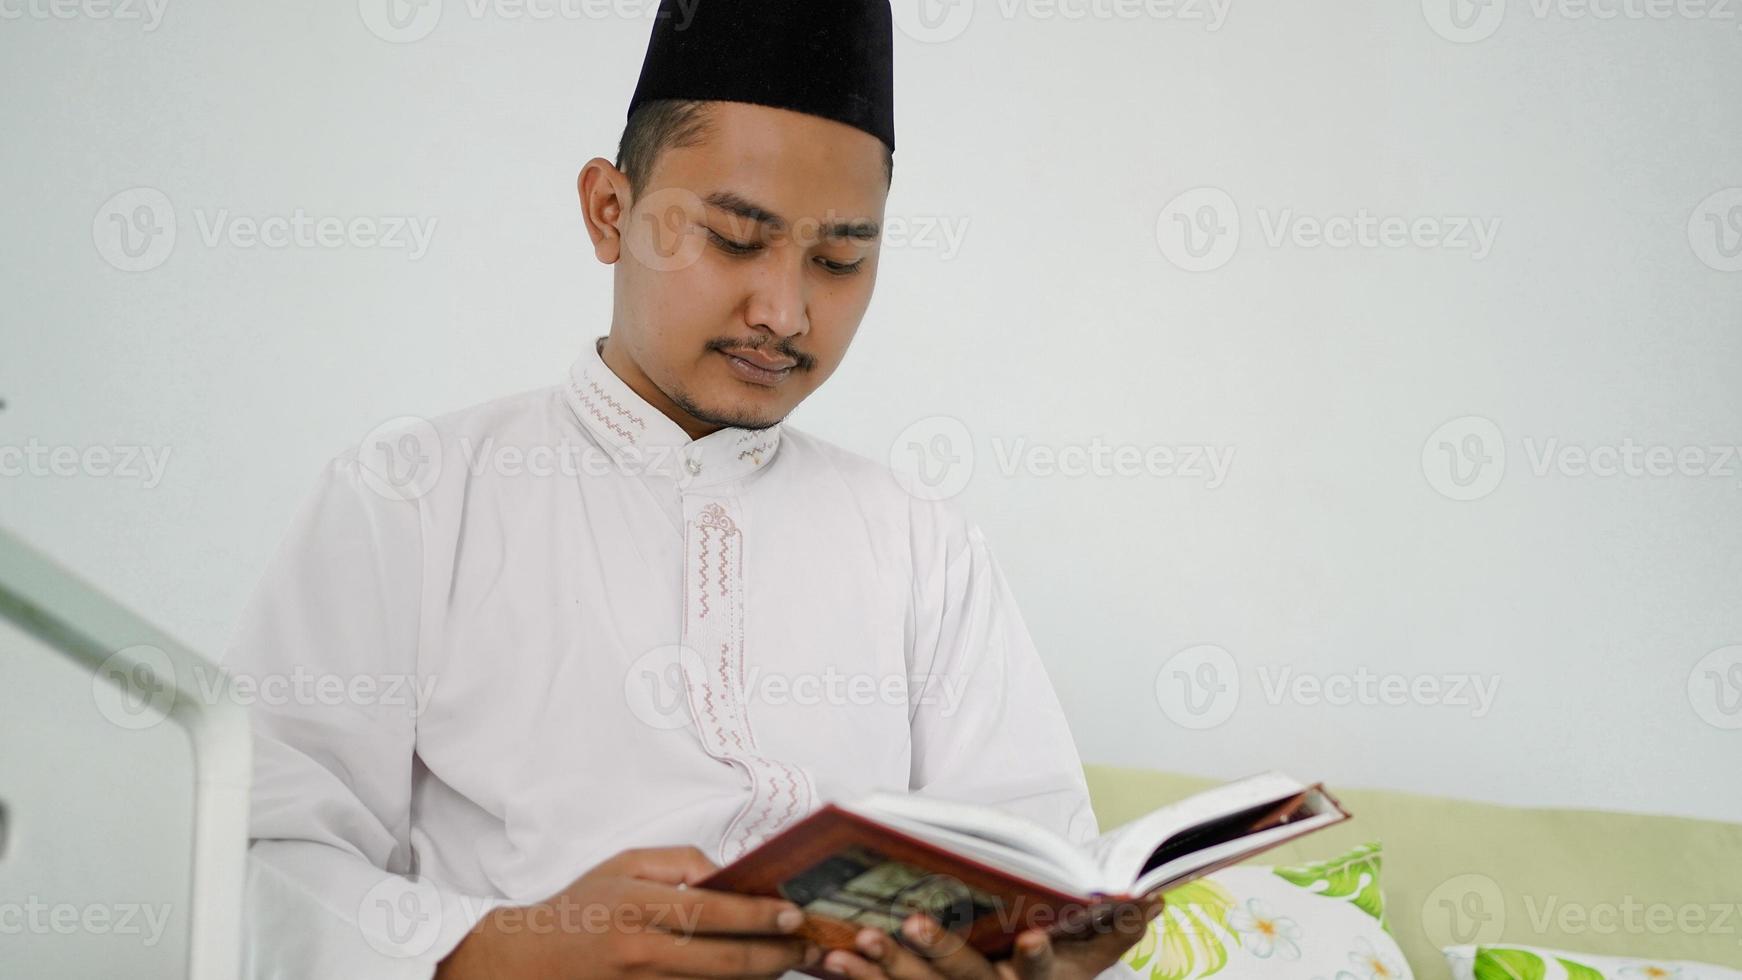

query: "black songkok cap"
xmin=627 ymin=0 xmax=895 ymax=153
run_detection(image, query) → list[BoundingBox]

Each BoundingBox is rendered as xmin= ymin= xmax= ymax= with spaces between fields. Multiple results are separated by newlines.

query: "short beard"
xmin=666 ymin=383 xmax=783 ymax=432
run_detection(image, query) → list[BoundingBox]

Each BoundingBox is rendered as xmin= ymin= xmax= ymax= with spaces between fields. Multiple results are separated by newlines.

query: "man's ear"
xmin=577 ymin=158 xmax=628 ymax=264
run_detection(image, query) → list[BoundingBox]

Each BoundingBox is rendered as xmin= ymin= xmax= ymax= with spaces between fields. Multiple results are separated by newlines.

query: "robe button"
xmin=686 ymin=458 xmax=702 ymax=475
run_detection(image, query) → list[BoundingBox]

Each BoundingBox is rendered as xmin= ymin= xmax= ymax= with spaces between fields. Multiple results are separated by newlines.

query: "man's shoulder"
xmin=776 ymin=425 xmax=979 ymax=547
xmin=776 ymin=425 xmax=887 ymax=478
xmin=325 ymin=382 xmax=569 ymax=487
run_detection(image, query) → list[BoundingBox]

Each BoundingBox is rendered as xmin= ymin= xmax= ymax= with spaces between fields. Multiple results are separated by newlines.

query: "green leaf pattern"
xmin=1120 ymin=877 xmax=1238 ymax=980
xmin=1273 ymin=842 xmax=1388 ymax=929
xmin=1472 ymin=946 xmax=1682 ymax=980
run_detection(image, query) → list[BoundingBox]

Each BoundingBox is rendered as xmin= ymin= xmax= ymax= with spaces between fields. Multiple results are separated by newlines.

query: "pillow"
xmin=1443 ymin=944 xmax=1742 ymax=980
xmin=1113 ymin=842 xmax=1413 ymax=980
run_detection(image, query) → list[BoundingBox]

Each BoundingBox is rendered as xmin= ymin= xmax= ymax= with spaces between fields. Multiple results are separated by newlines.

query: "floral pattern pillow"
xmin=1443 ymin=944 xmax=1742 ymax=980
xmin=1112 ymin=842 xmax=1412 ymax=980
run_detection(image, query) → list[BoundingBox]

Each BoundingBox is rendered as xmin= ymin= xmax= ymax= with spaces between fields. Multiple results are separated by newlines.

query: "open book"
xmin=700 ymin=771 xmax=1349 ymax=964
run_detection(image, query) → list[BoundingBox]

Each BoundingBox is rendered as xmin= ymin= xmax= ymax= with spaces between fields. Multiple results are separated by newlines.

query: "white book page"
xmin=1129 ymin=805 xmax=1345 ymax=896
xmin=846 ymin=793 xmax=1105 ymax=892
xmin=1086 ymin=771 xmax=1309 ymax=886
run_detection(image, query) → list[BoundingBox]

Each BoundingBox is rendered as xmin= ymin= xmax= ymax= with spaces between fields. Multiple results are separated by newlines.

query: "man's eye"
xmin=816 ymin=257 xmax=865 ymax=276
xmin=707 ymin=229 xmax=761 ymax=255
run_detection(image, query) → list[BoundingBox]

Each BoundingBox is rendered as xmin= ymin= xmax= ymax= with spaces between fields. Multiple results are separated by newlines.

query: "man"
xmin=224 ymin=2 xmax=1159 ymax=977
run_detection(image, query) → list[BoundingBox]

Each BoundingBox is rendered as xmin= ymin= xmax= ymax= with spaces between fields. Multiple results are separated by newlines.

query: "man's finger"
xmin=1060 ymin=897 xmax=1164 ymax=962
xmin=846 ymin=924 xmax=951 ymax=979
xmin=847 ymin=917 xmax=1001 ymax=980
xmin=894 ymin=914 xmax=1000 ymax=979
xmin=1059 ymin=896 xmax=1163 ymax=942
xmin=618 ymin=879 xmax=807 ymax=936
xmin=820 ymin=948 xmax=896 ymax=980
xmin=1010 ymin=929 xmax=1054 ymax=980
xmin=648 ymin=932 xmax=822 ymax=978
xmin=607 ymin=845 xmax=720 ymax=885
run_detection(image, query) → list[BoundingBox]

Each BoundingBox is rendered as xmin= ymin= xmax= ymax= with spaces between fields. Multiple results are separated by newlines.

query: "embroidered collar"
xmin=562 ymin=335 xmax=782 ymax=489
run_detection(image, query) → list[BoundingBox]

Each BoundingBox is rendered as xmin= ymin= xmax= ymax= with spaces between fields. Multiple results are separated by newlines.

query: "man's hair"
xmin=614 ymin=99 xmax=895 ymax=201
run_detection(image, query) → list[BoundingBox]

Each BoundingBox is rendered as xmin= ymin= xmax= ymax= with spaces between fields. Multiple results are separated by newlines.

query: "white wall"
xmin=2 ymin=0 xmax=1737 ymax=821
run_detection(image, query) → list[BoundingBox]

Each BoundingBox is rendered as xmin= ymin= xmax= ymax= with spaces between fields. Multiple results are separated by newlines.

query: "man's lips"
xmin=718 ymin=349 xmax=796 ymax=386
xmin=719 ymin=348 xmax=798 ymax=371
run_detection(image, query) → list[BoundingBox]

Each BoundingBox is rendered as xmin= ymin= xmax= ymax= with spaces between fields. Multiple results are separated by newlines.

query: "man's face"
xmin=594 ymin=101 xmax=889 ymax=434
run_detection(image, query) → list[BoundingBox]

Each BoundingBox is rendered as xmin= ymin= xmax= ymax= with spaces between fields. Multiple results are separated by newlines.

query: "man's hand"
xmin=435 ymin=845 xmax=822 ymax=979
xmin=819 ymin=894 xmax=1164 ymax=980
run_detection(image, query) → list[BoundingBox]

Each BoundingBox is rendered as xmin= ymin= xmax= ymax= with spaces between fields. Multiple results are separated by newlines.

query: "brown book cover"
xmin=698 ymin=785 xmax=1347 ymax=975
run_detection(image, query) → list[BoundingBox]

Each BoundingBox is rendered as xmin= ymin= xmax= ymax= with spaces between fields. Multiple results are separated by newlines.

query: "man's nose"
xmin=744 ymin=252 xmax=809 ymax=339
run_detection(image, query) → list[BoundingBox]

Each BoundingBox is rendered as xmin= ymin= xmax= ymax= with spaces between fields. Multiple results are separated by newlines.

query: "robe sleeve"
xmin=221 ymin=452 xmax=507 ymax=979
xmin=906 ymin=500 xmax=1100 ymax=846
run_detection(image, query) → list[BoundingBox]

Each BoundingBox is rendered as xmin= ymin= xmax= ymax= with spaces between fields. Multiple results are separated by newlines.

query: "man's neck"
xmin=597 ymin=334 xmax=722 ymax=441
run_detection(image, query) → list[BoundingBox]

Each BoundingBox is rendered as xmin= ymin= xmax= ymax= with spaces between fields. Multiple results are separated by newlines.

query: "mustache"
xmin=708 ymin=337 xmax=814 ymax=371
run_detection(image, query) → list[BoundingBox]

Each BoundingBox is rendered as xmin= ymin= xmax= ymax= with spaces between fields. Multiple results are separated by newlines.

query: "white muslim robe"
xmin=223 ymin=337 xmax=1099 ymax=978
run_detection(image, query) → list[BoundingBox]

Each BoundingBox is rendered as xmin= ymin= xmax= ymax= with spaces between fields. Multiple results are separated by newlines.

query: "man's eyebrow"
xmin=705 ymin=191 xmax=785 ymax=230
xmin=703 ymin=191 xmax=881 ymax=242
